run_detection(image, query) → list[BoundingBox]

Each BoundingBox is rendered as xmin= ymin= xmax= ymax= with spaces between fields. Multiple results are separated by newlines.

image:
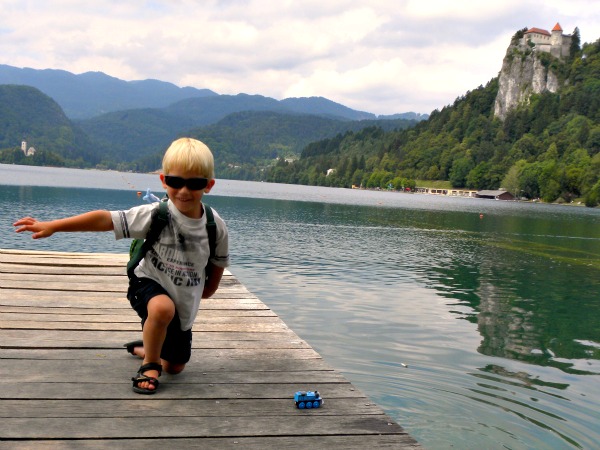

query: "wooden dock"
xmin=0 ymin=249 xmax=421 ymax=449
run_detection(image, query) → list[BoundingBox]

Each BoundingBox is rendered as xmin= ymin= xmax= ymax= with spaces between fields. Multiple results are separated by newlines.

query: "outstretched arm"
xmin=14 ymin=210 xmax=114 ymax=239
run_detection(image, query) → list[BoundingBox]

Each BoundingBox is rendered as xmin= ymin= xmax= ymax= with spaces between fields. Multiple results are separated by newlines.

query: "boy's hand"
xmin=202 ymin=264 xmax=225 ymax=298
xmin=14 ymin=210 xmax=113 ymax=238
xmin=13 ymin=217 xmax=55 ymax=239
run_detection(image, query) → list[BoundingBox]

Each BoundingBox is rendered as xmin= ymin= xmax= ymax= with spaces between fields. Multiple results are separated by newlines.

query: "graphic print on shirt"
xmin=147 ymin=232 xmax=207 ymax=287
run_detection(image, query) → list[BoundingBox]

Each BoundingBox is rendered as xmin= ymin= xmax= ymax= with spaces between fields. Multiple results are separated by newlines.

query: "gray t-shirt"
xmin=111 ymin=200 xmax=229 ymax=330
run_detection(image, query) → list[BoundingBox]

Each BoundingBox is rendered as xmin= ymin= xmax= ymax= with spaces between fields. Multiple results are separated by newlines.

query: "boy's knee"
xmin=163 ymin=362 xmax=186 ymax=375
xmin=147 ymin=295 xmax=175 ymax=323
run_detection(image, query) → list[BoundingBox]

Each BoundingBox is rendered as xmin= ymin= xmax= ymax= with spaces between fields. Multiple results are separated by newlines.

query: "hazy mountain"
xmin=279 ymin=96 xmax=376 ymax=120
xmin=0 ymin=64 xmax=216 ymax=119
xmin=0 ymin=64 xmax=425 ymax=123
xmin=162 ymin=93 xmax=377 ymax=126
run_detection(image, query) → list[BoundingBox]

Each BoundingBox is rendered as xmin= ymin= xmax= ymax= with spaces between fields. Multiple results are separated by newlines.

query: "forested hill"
xmin=266 ymin=36 xmax=600 ymax=207
xmin=0 ymin=85 xmax=99 ymax=166
xmin=187 ymin=111 xmax=416 ymax=180
xmin=0 ymin=84 xmax=418 ymax=172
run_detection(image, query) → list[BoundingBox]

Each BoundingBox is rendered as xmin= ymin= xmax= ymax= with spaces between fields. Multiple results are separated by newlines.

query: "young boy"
xmin=13 ymin=137 xmax=230 ymax=394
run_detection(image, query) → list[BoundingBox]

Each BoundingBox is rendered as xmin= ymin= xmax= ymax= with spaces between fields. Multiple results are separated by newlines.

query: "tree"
xmin=519 ymin=163 xmax=543 ymax=199
xmin=569 ymin=27 xmax=581 ymax=57
xmin=584 ymin=181 xmax=600 ymax=206
xmin=585 ymin=126 xmax=600 ymax=156
xmin=538 ymin=160 xmax=561 ymax=202
xmin=501 ymin=162 xmax=523 ymax=196
xmin=466 ymin=162 xmax=494 ymax=189
xmin=351 ymin=169 xmax=365 ymax=187
xmin=449 ymin=157 xmax=474 ymax=188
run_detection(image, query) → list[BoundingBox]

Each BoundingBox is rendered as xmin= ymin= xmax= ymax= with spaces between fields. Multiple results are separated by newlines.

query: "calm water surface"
xmin=1 ymin=164 xmax=599 ymax=449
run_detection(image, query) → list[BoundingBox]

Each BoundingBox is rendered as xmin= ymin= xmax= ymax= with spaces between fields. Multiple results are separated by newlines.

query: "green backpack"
xmin=127 ymin=201 xmax=217 ymax=278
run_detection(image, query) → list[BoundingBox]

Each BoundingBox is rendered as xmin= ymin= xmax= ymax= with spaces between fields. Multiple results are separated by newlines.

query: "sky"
xmin=1 ymin=1 xmax=599 ymax=116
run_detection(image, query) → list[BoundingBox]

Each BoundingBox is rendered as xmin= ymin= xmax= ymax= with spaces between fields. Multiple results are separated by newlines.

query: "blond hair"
xmin=162 ymin=138 xmax=215 ymax=179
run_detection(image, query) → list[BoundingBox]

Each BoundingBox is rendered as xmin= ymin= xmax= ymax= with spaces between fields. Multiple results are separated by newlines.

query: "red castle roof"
xmin=552 ymin=22 xmax=563 ymax=31
xmin=526 ymin=27 xmax=550 ymax=36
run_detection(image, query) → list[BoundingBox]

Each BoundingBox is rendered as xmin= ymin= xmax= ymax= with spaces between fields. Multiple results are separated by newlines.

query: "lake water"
xmin=1 ymin=164 xmax=599 ymax=449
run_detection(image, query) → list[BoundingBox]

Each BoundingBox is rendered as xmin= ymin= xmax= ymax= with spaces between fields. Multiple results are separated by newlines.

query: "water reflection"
xmin=427 ymin=238 xmax=600 ymax=375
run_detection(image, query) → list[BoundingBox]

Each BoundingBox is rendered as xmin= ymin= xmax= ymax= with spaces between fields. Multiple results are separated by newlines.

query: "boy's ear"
xmin=204 ymin=179 xmax=216 ymax=193
xmin=159 ymin=173 xmax=167 ymax=188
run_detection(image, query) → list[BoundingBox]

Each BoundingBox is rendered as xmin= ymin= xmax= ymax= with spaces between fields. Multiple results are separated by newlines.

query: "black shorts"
xmin=127 ymin=276 xmax=192 ymax=364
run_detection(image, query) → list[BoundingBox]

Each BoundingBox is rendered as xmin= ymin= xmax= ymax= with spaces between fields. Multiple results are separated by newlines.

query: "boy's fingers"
xmin=13 ymin=217 xmax=51 ymax=239
xmin=14 ymin=225 xmax=33 ymax=234
xmin=13 ymin=217 xmax=37 ymax=226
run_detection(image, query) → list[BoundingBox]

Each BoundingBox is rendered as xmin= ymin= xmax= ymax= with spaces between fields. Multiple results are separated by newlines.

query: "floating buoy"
xmin=137 ymin=191 xmax=142 ymax=197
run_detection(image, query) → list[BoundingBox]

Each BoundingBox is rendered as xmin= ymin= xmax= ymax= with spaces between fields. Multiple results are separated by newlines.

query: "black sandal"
xmin=124 ymin=340 xmax=144 ymax=356
xmin=132 ymin=362 xmax=162 ymax=395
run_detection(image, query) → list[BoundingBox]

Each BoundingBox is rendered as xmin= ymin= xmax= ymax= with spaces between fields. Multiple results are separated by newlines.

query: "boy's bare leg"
xmin=135 ymin=294 xmax=175 ymax=391
xmin=131 ymin=295 xmax=187 ymax=389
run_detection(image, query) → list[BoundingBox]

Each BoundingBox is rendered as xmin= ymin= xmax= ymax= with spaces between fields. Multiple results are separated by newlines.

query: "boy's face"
xmin=160 ymin=167 xmax=215 ymax=219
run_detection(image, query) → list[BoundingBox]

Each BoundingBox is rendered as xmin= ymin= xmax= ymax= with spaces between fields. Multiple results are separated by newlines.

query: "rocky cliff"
xmin=493 ymin=43 xmax=560 ymax=120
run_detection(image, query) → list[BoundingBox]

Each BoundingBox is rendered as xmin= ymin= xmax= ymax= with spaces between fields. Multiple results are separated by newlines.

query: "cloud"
xmin=1 ymin=0 xmax=599 ymax=115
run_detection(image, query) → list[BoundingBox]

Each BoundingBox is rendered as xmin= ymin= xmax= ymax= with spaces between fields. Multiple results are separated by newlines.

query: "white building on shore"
xmin=21 ymin=140 xmax=36 ymax=157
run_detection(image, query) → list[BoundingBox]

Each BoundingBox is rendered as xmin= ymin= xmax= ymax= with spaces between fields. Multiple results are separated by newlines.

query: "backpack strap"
xmin=127 ymin=201 xmax=169 ymax=277
xmin=204 ymin=204 xmax=217 ymax=258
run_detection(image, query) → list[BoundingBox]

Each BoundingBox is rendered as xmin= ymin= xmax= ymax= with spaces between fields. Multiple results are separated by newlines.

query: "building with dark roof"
xmin=475 ymin=190 xmax=515 ymax=200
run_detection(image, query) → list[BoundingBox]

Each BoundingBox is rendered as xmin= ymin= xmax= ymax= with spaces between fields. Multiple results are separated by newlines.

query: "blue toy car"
xmin=294 ymin=390 xmax=323 ymax=409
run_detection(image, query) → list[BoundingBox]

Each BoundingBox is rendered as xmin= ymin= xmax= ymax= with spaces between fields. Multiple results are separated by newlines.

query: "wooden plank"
xmin=0 ymin=312 xmax=284 ymax=324
xmin=1 ymin=263 xmax=127 ymax=275
xmin=0 ymin=278 xmax=250 ymax=294
xmin=4 ymin=435 xmax=420 ymax=450
xmin=0 ymin=382 xmax=361 ymax=400
xmin=0 ymin=254 xmax=127 ymax=267
xmin=0 ymin=306 xmax=277 ymax=317
xmin=0 ymin=249 xmax=125 ymax=257
xmin=0 ymin=349 xmax=328 ymax=371
xmin=0 ymin=294 xmax=269 ymax=309
xmin=0 ymin=360 xmax=345 ymax=384
xmin=0 ymin=398 xmax=386 ymax=418
xmin=0 ymin=329 xmax=308 ymax=344
xmin=0 ymin=321 xmax=294 ymax=333
xmin=0 ymin=337 xmax=312 ymax=352
xmin=1 ymin=415 xmax=406 ymax=439
xmin=0 ymin=278 xmax=130 ymax=292
xmin=1 ymin=272 xmax=240 ymax=285
xmin=0 ymin=320 xmax=289 ymax=332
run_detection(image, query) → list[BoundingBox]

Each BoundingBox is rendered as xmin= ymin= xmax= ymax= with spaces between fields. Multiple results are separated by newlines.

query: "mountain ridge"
xmin=0 ymin=83 xmax=419 ymax=172
xmin=0 ymin=64 xmax=425 ymax=122
xmin=0 ymin=64 xmax=217 ymax=119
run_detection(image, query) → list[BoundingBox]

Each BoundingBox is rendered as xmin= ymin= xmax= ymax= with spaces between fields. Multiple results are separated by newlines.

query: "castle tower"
xmin=21 ymin=140 xmax=27 ymax=153
xmin=550 ymin=22 xmax=563 ymax=46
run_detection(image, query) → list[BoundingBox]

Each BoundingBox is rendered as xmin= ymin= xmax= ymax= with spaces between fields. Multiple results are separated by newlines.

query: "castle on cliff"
xmin=522 ymin=23 xmax=572 ymax=59
xmin=494 ymin=22 xmax=576 ymax=120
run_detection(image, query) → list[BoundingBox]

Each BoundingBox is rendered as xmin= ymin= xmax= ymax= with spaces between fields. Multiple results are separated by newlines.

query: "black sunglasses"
xmin=164 ymin=176 xmax=209 ymax=190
